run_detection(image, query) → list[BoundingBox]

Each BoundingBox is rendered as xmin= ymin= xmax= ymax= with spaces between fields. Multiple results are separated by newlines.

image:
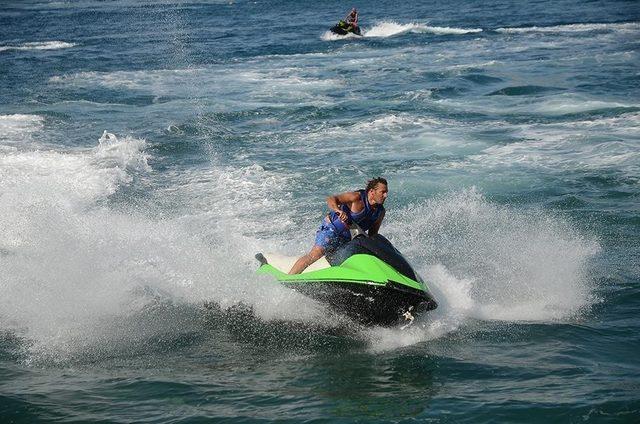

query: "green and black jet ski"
xmin=330 ymin=20 xmax=362 ymax=36
xmin=256 ymin=234 xmax=437 ymax=326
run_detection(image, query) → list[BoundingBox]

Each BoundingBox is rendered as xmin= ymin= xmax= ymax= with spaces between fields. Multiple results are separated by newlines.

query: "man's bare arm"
xmin=326 ymin=191 xmax=360 ymax=222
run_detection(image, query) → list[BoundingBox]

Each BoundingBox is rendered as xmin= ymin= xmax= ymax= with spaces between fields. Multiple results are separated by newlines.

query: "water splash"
xmin=322 ymin=21 xmax=482 ymax=40
xmin=365 ymin=21 xmax=482 ymax=38
xmin=0 ymin=114 xmax=44 ymax=148
xmin=0 ymin=130 xmax=337 ymax=363
xmin=97 ymin=130 xmax=151 ymax=173
xmin=366 ymin=188 xmax=600 ymax=351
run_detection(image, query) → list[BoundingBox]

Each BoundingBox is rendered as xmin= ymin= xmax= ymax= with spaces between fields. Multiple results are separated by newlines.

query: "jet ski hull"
xmin=330 ymin=20 xmax=362 ymax=36
xmin=281 ymin=279 xmax=435 ymax=326
xmin=256 ymin=237 xmax=437 ymax=326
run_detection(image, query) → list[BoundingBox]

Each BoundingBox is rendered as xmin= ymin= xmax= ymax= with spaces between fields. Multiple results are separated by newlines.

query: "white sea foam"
xmin=0 ymin=41 xmax=76 ymax=52
xmin=444 ymin=60 xmax=498 ymax=70
xmin=50 ymin=67 xmax=336 ymax=91
xmin=297 ymin=112 xmax=486 ymax=166
xmin=528 ymin=97 xmax=636 ymax=116
xmin=0 ymin=128 xmax=337 ymax=361
xmin=365 ymin=21 xmax=482 ymax=38
xmin=568 ymin=111 xmax=640 ymax=131
xmin=406 ymin=189 xmax=598 ymax=321
xmin=235 ymin=69 xmax=342 ymax=96
xmin=415 ymin=25 xmax=483 ymax=35
xmin=50 ymin=66 xmax=338 ymax=106
xmin=437 ymin=93 xmax=638 ymax=118
xmin=474 ymin=113 xmax=640 ymax=173
xmin=353 ymin=114 xmax=417 ymax=130
xmin=321 ymin=30 xmax=362 ymax=41
xmin=0 ymin=133 xmax=154 ymax=354
xmin=96 ymin=130 xmax=151 ymax=173
xmin=0 ymin=130 xmax=218 ymax=361
xmin=496 ymin=22 xmax=640 ymax=34
xmin=50 ymin=69 xmax=201 ymax=90
xmin=0 ymin=131 xmax=150 ymax=220
xmin=0 ymin=114 xmax=44 ymax=144
xmin=351 ymin=114 xmax=455 ymax=135
xmin=403 ymin=89 xmax=434 ymax=101
xmin=366 ymin=189 xmax=599 ymax=351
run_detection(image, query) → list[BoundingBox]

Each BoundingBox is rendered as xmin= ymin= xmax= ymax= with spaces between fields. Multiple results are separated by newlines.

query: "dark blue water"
xmin=1 ymin=0 xmax=639 ymax=422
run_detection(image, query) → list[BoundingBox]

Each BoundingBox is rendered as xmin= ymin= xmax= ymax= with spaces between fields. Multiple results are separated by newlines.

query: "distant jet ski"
xmin=255 ymin=234 xmax=437 ymax=326
xmin=330 ymin=20 xmax=362 ymax=36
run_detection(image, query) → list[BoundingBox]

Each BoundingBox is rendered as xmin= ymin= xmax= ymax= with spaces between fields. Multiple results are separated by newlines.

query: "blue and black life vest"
xmin=328 ymin=189 xmax=384 ymax=236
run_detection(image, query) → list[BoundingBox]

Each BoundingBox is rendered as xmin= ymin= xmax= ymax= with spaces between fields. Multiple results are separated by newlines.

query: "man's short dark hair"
xmin=366 ymin=177 xmax=387 ymax=192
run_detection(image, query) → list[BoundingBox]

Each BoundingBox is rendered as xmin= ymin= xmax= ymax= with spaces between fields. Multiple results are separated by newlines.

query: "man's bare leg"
xmin=288 ymin=245 xmax=325 ymax=274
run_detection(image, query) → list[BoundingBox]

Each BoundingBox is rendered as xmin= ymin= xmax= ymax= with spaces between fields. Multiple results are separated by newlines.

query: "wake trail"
xmin=322 ymin=21 xmax=482 ymax=40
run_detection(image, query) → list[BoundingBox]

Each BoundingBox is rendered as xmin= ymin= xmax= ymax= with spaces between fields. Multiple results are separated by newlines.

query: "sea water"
xmin=1 ymin=0 xmax=639 ymax=422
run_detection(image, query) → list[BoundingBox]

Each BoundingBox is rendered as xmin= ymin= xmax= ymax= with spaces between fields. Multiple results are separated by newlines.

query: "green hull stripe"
xmin=257 ymin=254 xmax=429 ymax=292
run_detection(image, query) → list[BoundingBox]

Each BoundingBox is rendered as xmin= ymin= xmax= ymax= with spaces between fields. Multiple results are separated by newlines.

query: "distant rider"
xmin=288 ymin=177 xmax=388 ymax=274
xmin=345 ymin=8 xmax=359 ymax=30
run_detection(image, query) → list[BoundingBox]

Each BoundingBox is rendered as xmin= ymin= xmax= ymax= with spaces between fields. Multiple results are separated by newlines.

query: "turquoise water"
xmin=1 ymin=0 xmax=639 ymax=422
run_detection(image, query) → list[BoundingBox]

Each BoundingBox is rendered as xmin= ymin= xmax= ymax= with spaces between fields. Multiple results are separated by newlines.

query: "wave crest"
xmin=496 ymin=22 xmax=640 ymax=34
xmin=0 ymin=41 xmax=76 ymax=52
xmin=366 ymin=21 xmax=482 ymax=38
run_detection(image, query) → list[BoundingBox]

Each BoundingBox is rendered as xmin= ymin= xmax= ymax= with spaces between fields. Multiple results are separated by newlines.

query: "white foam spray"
xmin=0 ymin=114 xmax=45 ymax=148
xmin=0 ymin=129 xmax=334 ymax=362
xmin=496 ymin=22 xmax=640 ymax=34
xmin=367 ymin=21 xmax=482 ymax=37
xmin=322 ymin=21 xmax=482 ymax=40
xmin=366 ymin=188 xmax=600 ymax=352
xmin=0 ymin=41 xmax=76 ymax=52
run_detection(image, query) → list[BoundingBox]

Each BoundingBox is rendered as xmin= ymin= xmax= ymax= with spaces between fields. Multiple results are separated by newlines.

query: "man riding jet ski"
xmin=330 ymin=7 xmax=362 ymax=36
xmin=255 ymin=178 xmax=437 ymax=326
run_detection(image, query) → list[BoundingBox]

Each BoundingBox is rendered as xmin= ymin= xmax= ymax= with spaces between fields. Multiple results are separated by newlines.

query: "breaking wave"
xmin=0 ymin=41 xmax=76 ymax=52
